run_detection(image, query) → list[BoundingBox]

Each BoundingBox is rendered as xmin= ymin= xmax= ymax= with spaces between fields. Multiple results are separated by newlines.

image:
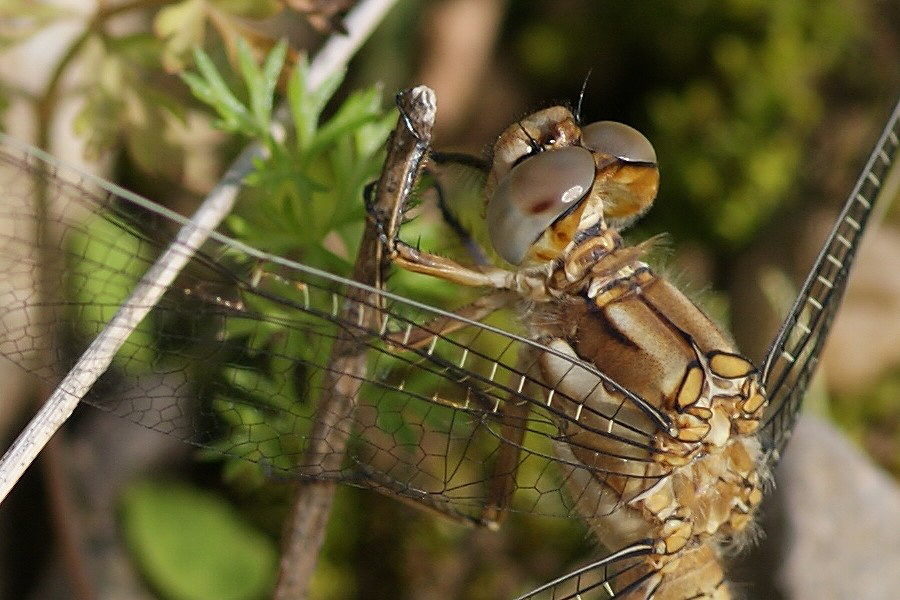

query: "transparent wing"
xmin=0 ymin=134 xmax=670 ymax=523
xmin=759 ymin=98 xmax=900 ymax=463
xmin=513 ymin=542 xmax=656 ymax=600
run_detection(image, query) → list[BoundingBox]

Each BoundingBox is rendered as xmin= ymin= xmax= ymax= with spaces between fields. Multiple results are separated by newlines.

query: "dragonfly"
xmin=0 ymin=87 xmax=897 ymax=599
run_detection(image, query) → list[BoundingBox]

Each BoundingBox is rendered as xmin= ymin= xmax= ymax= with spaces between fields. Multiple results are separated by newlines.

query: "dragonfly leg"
xmin=480 ymin=390 xmax=531 ymax=529
xmin=424 ymin=163 xmax=492 ymax=267
xmin=389 ymin=239 xmax=519 ymax=289
xmin=343 ymin=463 xmax=491 ymax=528
xmin=367 ymin=178 xmax=520 ymax=290
xmin=380 ymin=289 xmax=533 ymax=529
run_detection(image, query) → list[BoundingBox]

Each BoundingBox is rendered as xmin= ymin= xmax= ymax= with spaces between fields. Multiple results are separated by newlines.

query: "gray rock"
xmin=776 ymin=414 xmax=900 ymax=600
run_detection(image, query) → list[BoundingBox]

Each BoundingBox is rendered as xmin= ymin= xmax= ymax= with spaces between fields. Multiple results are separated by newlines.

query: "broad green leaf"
xmin=121 ymin=480 xmax=277 ymax=600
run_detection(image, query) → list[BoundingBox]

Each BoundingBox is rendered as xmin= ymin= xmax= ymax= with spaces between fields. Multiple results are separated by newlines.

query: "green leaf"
xmin=308 ymin=88 xmax=384 ymax=157
xmin=235 ymin=37 xmax=285 ymax=138
xmin=121 ymin=480 xmax=277 ymax=600
xmin=182 ymin=46 xmax=256 ymax=134
xmin=182 ymin=41 xmax=291 ymax=143
xmin=287 ymin=57 xmax=347 ymax=152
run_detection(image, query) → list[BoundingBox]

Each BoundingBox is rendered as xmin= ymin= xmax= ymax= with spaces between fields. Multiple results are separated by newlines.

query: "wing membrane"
xmin=759 ymin=99 xmax=900 ymax=462
xmin=513 ymin=542 xmax=656 ymax=600
xmin=0 ymin=134 xmax=669 ymax=521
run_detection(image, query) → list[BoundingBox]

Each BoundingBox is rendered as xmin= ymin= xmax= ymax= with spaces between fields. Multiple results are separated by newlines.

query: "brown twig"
xmin=272 ymin=86 xmax=436 ymax=600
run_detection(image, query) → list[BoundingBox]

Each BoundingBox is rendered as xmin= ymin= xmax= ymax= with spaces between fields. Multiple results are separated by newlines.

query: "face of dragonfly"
xmin=483 ymin=106 xmax=660 ymax=266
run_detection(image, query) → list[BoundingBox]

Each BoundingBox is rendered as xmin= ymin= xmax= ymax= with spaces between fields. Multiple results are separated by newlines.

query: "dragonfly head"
xmin=485 ymin=106 xmax=659 ymax=266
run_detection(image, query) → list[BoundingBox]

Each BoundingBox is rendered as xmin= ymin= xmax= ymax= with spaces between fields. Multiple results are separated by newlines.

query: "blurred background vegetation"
xmin=0 ymin=1 xmax=897 ymax=599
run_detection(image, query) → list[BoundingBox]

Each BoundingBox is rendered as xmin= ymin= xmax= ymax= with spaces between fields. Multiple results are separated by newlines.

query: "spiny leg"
xmin=426 ymin=152 xmax=492 ymax=267
xmin=480 ymin=371 xmax=535 ymax=528
xmin=370 ymin=159 xmax=520 ymax=290
xmin=387 ymin=235 xmax=520 ymax=289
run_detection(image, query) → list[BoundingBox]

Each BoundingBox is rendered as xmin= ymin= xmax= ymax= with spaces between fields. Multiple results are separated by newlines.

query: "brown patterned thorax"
xmin=532 ymin=238 xmax=767 ymax=599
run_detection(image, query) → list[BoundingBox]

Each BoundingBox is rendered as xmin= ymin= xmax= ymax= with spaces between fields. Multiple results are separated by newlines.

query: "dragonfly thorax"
xmin=485 ymin=106 xmax=660 ymax=267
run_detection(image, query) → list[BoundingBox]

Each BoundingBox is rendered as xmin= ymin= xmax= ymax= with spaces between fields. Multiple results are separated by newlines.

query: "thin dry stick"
xmin=272 ymin=86 xmax=437 ymax=600
xmin=0 ymin=0 xmax=401 ymax=503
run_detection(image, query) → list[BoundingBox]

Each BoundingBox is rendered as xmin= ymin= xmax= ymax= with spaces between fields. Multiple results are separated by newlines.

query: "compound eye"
xmin=487 ymin=146 xmax=594 ymax=265
xmin=581 ymin=121 xmax=656 ymax=164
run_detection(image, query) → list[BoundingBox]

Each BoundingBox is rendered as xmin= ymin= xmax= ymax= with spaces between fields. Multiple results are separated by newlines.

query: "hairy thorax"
xmin=528 ymin=236 xmax=767 ymax=599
